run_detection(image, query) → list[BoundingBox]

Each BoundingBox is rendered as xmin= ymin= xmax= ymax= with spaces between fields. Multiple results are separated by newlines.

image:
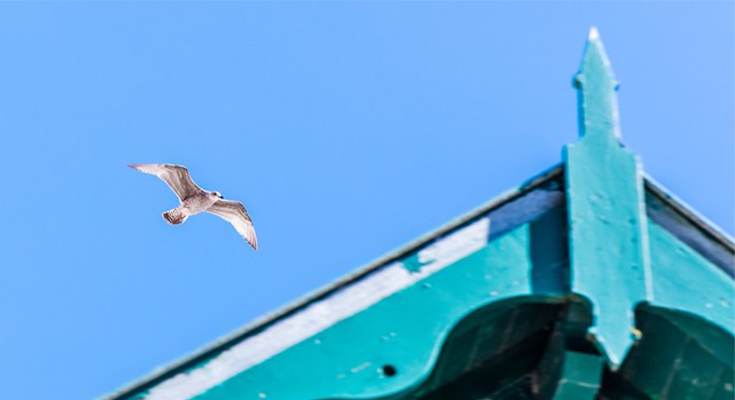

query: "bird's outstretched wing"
xmin=207 ymin=200 xmax=258 ymax=250
xmin=129 ymin=164 xmax=203 ymax=201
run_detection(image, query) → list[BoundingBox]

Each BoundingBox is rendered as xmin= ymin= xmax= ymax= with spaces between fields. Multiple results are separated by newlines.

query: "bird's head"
xmin=212 ymin=191 xmax=224 ymax=199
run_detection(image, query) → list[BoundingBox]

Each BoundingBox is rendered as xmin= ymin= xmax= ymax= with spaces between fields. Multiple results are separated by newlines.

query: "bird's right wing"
xmin=207 ymin=200 xmax=258 ymax=251
xmin=129 ymin=164 xmax=203 ymax=201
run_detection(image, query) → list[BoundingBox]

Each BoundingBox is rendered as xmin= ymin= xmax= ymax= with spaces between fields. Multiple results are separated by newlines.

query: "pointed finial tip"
xmin=588 ymin=26 xmax=600 ymax=41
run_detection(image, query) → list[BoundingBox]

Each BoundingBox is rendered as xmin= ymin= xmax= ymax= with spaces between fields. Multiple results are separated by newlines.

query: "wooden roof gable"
xmin=102 ymin=29 xmax=734 ymax=400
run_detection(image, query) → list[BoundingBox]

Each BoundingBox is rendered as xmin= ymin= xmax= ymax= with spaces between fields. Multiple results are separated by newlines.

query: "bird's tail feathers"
xmin=162 ymin=208 xmax=188 ymax=225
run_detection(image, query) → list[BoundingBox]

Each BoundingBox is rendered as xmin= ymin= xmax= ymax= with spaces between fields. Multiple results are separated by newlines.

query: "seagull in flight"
xmin=129 ymin=163 xmax=258 ymax=250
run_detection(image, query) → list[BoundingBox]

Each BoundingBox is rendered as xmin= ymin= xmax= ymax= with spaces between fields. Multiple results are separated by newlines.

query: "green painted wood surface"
xmin=406 ymin=302 xmax=564 ymax=399
xmin=618 ymin=305 xmax=735 ymax=400
xmin=551 ymin=351 xmax=604 ymax=400
xmin=193 ymin=219 xmax=567 ymax=400
xmin=535 ymin=329 xmax=604 ymax=400
xmin=563 ymin=28 xmax=651 ymax=368
xmin=647 ymin=221 xmax=734 ymax=337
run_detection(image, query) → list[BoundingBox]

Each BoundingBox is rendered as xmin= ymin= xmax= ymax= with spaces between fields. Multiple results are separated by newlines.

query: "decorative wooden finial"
xmin=573 ymin=26 xmax=622 ymax=145
xmin=564 ymin=28 xmax=652 ymax=369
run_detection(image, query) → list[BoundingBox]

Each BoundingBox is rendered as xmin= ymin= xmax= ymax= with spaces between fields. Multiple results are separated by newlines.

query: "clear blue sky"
xmin=0 ymin=2 xmax=732 ymax=400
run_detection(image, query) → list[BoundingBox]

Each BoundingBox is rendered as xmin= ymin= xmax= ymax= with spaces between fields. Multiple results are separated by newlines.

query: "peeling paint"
xmin=417 ymin=218 xmax=491 ymax=270
xmin=350 ymin=362 xmax=372 ymax=374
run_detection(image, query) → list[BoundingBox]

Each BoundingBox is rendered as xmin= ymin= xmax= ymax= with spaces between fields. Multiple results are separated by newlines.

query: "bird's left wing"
xmin=129 ymin=163 xmax=202 ymax=201
xmin=207 ymin=200 xmax=258 ymax=251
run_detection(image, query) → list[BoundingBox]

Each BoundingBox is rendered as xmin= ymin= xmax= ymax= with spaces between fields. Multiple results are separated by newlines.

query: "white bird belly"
xmin=182 ymin=194 xmax=217 ymax=215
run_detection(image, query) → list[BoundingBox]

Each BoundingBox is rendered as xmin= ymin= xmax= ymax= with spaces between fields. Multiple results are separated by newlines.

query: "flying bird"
xmin=129 ymin=163 xmax=258 ymax=251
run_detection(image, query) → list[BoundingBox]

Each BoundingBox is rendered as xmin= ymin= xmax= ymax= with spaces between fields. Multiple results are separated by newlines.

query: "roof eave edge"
xmin=643 ymin=174 xmax=735 ymax=251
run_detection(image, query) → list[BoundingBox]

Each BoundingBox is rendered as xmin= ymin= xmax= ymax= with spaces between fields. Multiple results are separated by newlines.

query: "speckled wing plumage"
xmin=207 ymin=200 xmax=258 ymax=250
xmin=129 ymin=163 xmax=203 ymax=201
